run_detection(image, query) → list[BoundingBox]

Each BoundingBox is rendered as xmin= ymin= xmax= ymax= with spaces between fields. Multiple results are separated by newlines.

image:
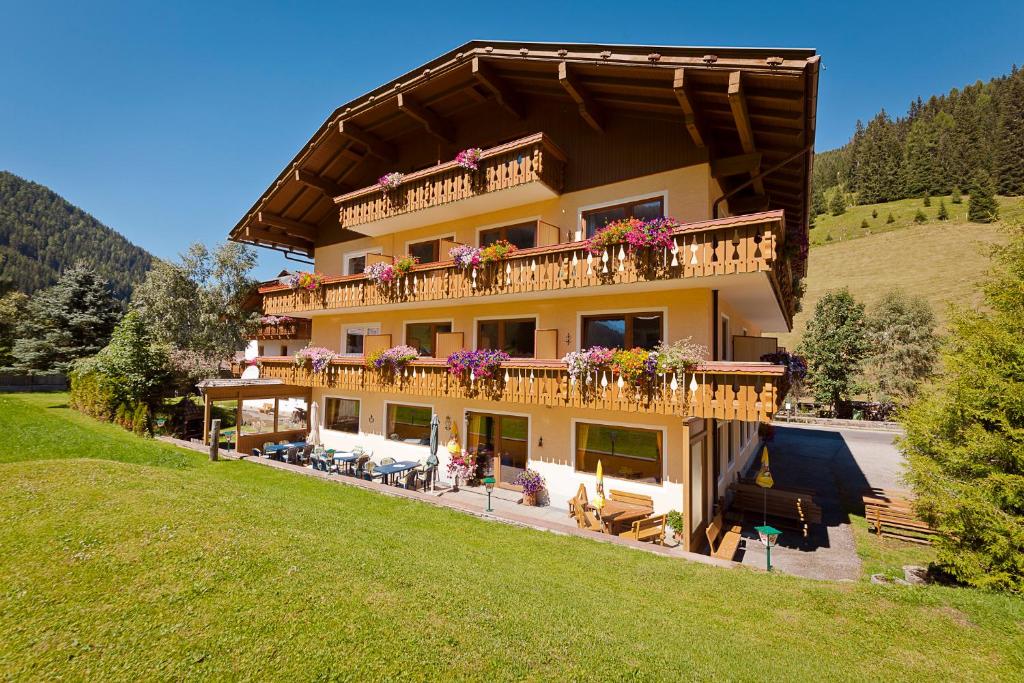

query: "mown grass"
xmin=2 ymin=393 xmax=1022 ymax=681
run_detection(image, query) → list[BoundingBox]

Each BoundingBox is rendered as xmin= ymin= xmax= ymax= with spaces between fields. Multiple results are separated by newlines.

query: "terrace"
xmin=259 ymin=211 xmax=796 ymax=329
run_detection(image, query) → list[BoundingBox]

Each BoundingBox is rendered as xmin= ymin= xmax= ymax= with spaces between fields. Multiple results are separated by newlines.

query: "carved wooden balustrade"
xmin=336 ymin=133 xmax=567 ymax=229
xmin=251 ymin=317 xmax=312 ymax=340
xmin=255 ymin=356 xmax=783 ymax=422
xmin=260 ymin=211 xmax=793 ymax=323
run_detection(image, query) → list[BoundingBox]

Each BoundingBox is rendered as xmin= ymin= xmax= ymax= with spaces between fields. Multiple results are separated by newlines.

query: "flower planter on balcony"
xmin=335 ymin=133 xmax=567 ymax=235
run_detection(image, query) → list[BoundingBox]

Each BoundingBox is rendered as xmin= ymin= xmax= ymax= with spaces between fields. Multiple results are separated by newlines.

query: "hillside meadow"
xmin=1 ymin=392 xmax=1022 ymax=681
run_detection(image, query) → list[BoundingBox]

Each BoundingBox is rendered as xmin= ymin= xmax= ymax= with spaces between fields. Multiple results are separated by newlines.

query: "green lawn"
xmin=2 ymin=393 xmax=1022 ymax=680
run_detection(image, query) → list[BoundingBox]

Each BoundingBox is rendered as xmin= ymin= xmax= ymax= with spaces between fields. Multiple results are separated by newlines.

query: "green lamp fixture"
xmin=754 ymin=524 xmax=782 ymax=572
xmin=483 ymin=476 xmax=496 ymax=512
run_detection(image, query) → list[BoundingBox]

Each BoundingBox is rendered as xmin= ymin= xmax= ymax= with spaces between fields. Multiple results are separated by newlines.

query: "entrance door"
xmin=466 ymin=412 xmax=529 ymax=489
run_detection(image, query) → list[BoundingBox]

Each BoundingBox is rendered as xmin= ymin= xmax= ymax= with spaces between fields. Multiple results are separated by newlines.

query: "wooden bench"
xmin=609 ymin=490 xmax=654 ymax=508
xmin=618 ymin=514 xmax=667 ymax=545
xmin=863 ymin=489 xmax=937 ymax=544
xmin=729 ymin=483 xmax=823 ymax=537
xmin=705 ymin=512 xmax=743 ymax=560
xmin=571 ymin=499 xmax=603 ymax=533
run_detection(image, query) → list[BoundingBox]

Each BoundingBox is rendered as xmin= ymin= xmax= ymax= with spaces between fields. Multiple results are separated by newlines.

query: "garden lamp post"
xmin=754 ymin=524 xmax=782 ymax=572
xmin=483 ymin=476 xmax=496 ymax=512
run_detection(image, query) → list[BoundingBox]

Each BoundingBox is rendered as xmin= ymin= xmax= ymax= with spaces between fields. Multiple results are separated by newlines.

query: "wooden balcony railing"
xmin=260 ymin=211 xmax=794 ymax=324
xmin=336 ymin=133 xmax=567 ymax=230
xmin=250 ymin=317 xmax=312 ymax=340
xmin=253 ymin=356 xmax=784 ymax=422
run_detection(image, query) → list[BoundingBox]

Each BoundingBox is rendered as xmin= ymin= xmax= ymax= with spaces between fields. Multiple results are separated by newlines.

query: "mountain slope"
xmin=778 ymin=196 xmax=1021 ymax=349
xmin=0 ymin=171 xmax=153 ymax=300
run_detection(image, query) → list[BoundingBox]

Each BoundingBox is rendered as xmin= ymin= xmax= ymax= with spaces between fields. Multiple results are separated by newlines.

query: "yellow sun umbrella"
xmin=593 ymin=459 xmax=605 ymax=510
xmin=755 ymin=446 xmax=774 ymax=489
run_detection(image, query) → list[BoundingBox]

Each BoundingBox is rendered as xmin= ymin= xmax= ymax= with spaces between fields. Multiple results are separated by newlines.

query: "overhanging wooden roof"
xmin=230 ymin=40 xmax=819 ymax=271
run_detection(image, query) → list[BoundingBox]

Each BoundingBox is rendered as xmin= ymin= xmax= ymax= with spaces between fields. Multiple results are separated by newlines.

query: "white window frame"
xmin=461 ymin=408 xmax=532 ymax=465
xmin=570 ymin=417 xmax=668 ymax=488
xmin=471 ymin=314 xmax=540 ymax=353
xmin=341 ymin=322 xmax=381 ymax=356
xmin=403 ymin=233 xmax=455 ymax=262
xmin=342 ymin=247 xmax=383 ymax=275
xmin=321 ymin=394 xmax=362 ymax=435
xmin=382 ymin=400 xmax=435 ymax=448
xmin=474 ymin=216 xmax=542 ymax=247
xmin=575 ymin=306 xmax=668 ymax=352
xmin=575 ymin=190 xmax=670 ymax=240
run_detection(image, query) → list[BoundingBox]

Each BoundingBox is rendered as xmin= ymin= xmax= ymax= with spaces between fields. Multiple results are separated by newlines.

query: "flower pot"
xmin=521 ymin=492 xmax=537 ymax=506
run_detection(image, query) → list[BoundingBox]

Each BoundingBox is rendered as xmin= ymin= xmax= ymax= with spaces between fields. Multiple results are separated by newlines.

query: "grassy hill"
xmin=779 ymin=195 xmax=1022 ymax=349
xmin=0 ymin=171 xmax=153 ymax=301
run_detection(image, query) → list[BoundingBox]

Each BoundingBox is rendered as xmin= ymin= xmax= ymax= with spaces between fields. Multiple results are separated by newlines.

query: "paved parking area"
xmin=736 ymin=424 xmax=905 ymax=580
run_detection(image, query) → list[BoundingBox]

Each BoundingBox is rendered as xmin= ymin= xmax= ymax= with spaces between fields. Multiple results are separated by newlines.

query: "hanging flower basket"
xmin=392 ymin=254 xmax=419 ymax=277
xmin=378 ymin=172 xmax=404 ymax=192
xmin=656 ymin=338 xmax=707 ymax=375
xmin=364 ymin=261 xmax=396 ymax=284
xmin=365 ymin=345 xmax=419 ymax=375
xmin=449 ymin=244 xmax=482 ymax=270
xmin=260 ymin=314 xmax=295 ymax=325
xmin=454 ymin=147 xmax=483 ymax=171
xmin=611 ymin=348 xmax=659 ymax=388
xmin=585 ymin=217 xmax=678 ymax=256
xmin=479 ymin=239 xmax=518 ymax=264
xmin=293 ymin=346 xmax=336 ymax=373
xmin=562 ymin=346 xmax=614 ymax=387
xmin=446 ymin=349 xmax=510 ymax=381
xmin=287 ymin=271 xmax=325 ymax=291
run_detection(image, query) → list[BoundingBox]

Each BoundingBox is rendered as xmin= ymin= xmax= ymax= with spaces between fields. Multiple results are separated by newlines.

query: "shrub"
xmin=132 ymin=403 xmax=151 ymax=437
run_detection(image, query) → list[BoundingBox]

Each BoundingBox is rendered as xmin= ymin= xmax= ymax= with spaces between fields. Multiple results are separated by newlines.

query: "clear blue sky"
xmin=2 ymin=0 xmax=1021 ymax=279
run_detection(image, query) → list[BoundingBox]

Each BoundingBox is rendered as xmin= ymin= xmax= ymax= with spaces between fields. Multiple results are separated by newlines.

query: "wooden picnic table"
xmin=594 ymin=499 xmax=653 ymax=534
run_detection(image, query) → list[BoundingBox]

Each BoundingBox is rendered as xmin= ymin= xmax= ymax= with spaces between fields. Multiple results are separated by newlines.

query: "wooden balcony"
xmin=335 ymin=133 xmax=567 ymax=234
xmin=254 ymin=356 xmax=784 ymax=422
xmin=259 ymin=211 xmax=795 ymax=327
xmin=251 ymin=317 xmax=312 ymax=340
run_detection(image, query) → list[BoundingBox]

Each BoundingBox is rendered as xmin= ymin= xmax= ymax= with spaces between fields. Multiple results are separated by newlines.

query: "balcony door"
xmin=466 ymin=412 xmax=529 ymax=489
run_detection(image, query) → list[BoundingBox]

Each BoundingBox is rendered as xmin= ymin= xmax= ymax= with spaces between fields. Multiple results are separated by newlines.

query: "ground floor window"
xmin=477 ymin=318 xmax=535 ymax=358
xmin=406 ymin=321 xmax=452 ymax=357
xmin=574 ymin=422 xmax=663 ymax=484
xmin=386 ymin=403 xmax=433 ymax=445
xmin=324 ymin=397 xmax=359 ymax=433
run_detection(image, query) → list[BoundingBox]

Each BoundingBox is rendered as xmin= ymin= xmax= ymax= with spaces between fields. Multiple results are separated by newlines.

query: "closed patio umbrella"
xmin=427 ymin=414 xmax=440 ymax=492
xmin=593 ymin=459 xmax=605 ymax=511
xmin=308 ymin=401 xmax=321 ymax=446
xmin=755 ymin=446 xmax=773 ymax=526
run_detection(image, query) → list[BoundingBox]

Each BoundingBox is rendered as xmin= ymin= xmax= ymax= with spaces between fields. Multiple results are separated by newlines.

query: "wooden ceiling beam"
xmin=558 ymin=62 xmax=604 ymax=132
xmin=244 ymin=224 xmax=314 ymax=254
xmin=672 ymin=68 xmax=705 ymax=148
xmin=711 ymin=152 xmax=762 ymax=179
xmin=256 ymin=211 xmax=319 ymax=242
xmin=727 ymin=71 xmax=764 ymax=195
xmin=397 ymin=92 xmax=455 ymax=144
xmin=338 ymin=121 xmax=396 ymax=162
xmin=471 ymin=57 xmax=524 ymax=119
xmin=293 ymin=168 xmax=347 ymax=198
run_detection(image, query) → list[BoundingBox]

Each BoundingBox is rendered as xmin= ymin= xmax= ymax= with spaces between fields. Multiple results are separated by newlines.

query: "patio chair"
xmin=572 ymin=500 xmax=603 ymax=533
xmin=351 ymin=454 xmax=369 ymax=477
xmin=362 ymin=461 xmax=378 ymax=481
xmin=300 ymin=444 xmax=314 ymax=465
xmin=398 ymin=469 xmax=418 ymax=490
xmin=380 ymin=457 xmax=395 ymax=466
xmin=569 ymin=483 xmax=589 ymax=519
xmin=250 ymin=448 xmax=262 ymax=459
xmin=284 ymin=446 xmax=298 ymax=465
xmin=262 ymin=442 xmax=275 ymax=457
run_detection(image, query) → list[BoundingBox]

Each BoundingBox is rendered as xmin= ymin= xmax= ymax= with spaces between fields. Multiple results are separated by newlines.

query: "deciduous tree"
xmin=861 ymin=290 xmax=939 ymax=407
xmin=797 ymin=288 xmax=869 ymax=414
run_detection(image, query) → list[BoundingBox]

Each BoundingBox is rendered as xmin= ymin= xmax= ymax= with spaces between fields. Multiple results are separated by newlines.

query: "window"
xmin=480 ymin=221 xmax=537 ymax=250
xmin=720 ymin=315 xmax=731 ymax=361
xmin=344 ymin=248 xmax=382 ymax=275
xmin=477 ymin=318 xmax=535 ymax=358
xmin=258 ymin=345 xmax=265 ymax=356
xmin=406 ymin=321 xmax=452 ymax=357
xmin=407 ymin=236 xmax=453 ymax=264
xmin=575 ymin=422 xmax=663 ymax=484
xmin=582 ymin=196 xmax=664 ymax=238
xmin=344 ymin=325 xmax=380 ymax=355
xmin=581 ymin=312 xmax=663 ymax=350
xmin=386 ymin=404 xmax=433 ymax=445
xmin=324 ymin=398 xmax=360 ymax=433
xmin=280 ymin=344 xmax=289 ymax=357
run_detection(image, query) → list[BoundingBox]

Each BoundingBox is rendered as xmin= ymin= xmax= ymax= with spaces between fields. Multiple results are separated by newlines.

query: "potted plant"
xmin=666 ymin=510 xmax=684 ymax=542
xmin=454 ymin=147 xmax=483 ymax=171
xmin=365 ymin=345 xmax=419 ymax=376
xmin=479 ymin=239 xmax=518 ymax=264
xmin=378 ymin=172 xmax=404 ymax=192
xmin=446 ymin=349 xmax=510 ymax=381
xmin=293 ymin=346 xmax=336 ymax=373
xmin=562 ymin=346 xmax=614 ymax=389
xmin=513 ymin=468 xmax=545 ymax=506
xmin=364 ymin=261 xmax=396 ymax=284
xmin=287 ymin=271 xmax=325 ymax=291
xmin=611 ymin=347 xmax=659 ymax=388
xmin=449 ymin=244 xmax=482 ymax=270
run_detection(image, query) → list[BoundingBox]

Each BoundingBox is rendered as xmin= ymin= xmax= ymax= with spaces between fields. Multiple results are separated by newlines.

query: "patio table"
xmin=372 ymin=460 xmax=420 ymax=486
xmin=331 ymin=451 xmax=360 ymax=475
xmin=263 ymin=441 xmax=307 ymax=460
xmin=594 ymin=499 xmax=653 ymax=534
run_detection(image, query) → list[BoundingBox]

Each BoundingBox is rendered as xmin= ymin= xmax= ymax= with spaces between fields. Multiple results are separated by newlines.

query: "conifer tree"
xmin=968 ymin=170 xmax=999 ymax=223
xmin=872 ymin=208 xmax=878 ymax=219
xmin=923 ymin=193 xmax=931 ymax=207
xmin=937 ymin=199 xmax=949 ymax=220
xmin=951 ymin=186 xmax=963 ymax=204
xmin=829 ymin=191 xmax=847 ymax=216
xmin=860 ymin=218 xmax=870 ymax=230
xmin=995 ymin=68 xmax=1024 ymax=195
xmin=12 ymin=264 xmax=119 ymax=372
xmin=914 ymin=209 xmax=928 ymax=223
xmin=886 ymin=212 xmax=896 ymax=224
xmin=900 ymin=223 xmax=1024 ymax=592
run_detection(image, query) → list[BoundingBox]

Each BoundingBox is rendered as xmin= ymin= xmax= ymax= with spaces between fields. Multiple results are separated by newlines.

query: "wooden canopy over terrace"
xmin=229 ymin=40 xmax=819 ymax=277
xmin=196 ymin=379 xmax=311 ymax=453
